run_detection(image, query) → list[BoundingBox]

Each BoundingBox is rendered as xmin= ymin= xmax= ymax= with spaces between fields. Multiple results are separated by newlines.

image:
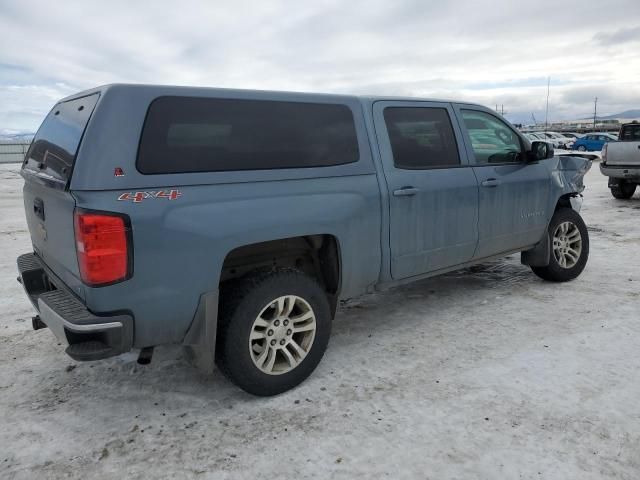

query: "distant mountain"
xmin=0 ymin=130 xmax=34 ymax=142
xmin=578 ymin=110 xmax=640 ymax=121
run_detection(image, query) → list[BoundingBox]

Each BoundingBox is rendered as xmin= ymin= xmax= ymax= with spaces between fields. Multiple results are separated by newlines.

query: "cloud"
xmin=1 ymin=0 xmax=639 ymax=131
xmin=593 ymin=26 xmax=640 ymax=46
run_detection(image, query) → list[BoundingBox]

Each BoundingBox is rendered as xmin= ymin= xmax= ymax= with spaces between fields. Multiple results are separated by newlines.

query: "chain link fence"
xmin=0 ymin=142 xmax=30 ymax=164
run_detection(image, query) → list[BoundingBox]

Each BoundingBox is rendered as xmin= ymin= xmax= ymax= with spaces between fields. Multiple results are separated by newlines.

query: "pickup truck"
xmin=601 ymin=122 xmax=640 ymax=199
xmin=17 ymin=84 xmax=592 ymax=396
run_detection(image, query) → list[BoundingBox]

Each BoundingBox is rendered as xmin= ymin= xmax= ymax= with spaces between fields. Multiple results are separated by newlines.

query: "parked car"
xmin=536 ymin=132 xmax=574 ymax=149
xmin=600 ymin=122 xmax=640 ymax=199
xmin=17 ymin=85 xmax=592 ymax=396
xmin=524 ymin=132 xmax=566 ymax=149
xmin=524 ymin=132 xmax=545 ymax=143
xmin=572 ymin=132 xmax=617 ymax=151
xmin=525 ymin=132 xmax=557 ymax=147
xmin=561 ymin=132 xmax=583 ymax=140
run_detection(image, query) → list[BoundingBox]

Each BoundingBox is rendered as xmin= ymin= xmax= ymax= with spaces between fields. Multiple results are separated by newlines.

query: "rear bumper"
xmin=600 ymin=164 xmax=640 ymax=180
xmin=17 ymin=253 xmax=133 ymax=361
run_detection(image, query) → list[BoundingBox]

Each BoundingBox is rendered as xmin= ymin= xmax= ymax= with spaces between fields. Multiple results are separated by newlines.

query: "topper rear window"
xmin=136 ymin=96 xmax=360 ymax=174
xmin=23 ymin=93 xmax=99 ymax=185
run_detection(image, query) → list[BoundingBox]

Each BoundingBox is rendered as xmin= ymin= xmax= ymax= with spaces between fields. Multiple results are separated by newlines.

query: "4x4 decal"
xmin=117 ymin=190 xmax=182 ymax=203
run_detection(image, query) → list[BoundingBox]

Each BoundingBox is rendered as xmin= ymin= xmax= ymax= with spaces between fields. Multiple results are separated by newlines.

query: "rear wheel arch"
xmin=183 ymin=234 xmax=342 ymax=376
xmin=220 ymin=234 xmax=342 ymax=314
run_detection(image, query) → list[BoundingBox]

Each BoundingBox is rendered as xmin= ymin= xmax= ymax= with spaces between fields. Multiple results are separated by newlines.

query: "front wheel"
xmin=531 ymin=208 xmax=589 ymax=282
xmin=610 ymin=182 xmax=636 ymax=199
xmin=216 ymin=269 xmax=331 ymax=396
xmin=577 ymin=145 xmax=587 ymax=152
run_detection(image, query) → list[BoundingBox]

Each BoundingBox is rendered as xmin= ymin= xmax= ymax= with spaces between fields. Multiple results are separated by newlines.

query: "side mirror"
xmin=528 ymin=141 xmax=554 ymax=161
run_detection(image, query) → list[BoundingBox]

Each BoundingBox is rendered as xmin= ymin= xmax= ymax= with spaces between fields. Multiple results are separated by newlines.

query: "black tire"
xmin=531 ymin=208 xmax=589 ymax=282
xmin=610 ymin=182 xmax=636 ymax=199
xmin=216 ymin=269 xmax=331 ymax=396
xmin=577 ymin=145 xmax=587 ymax=152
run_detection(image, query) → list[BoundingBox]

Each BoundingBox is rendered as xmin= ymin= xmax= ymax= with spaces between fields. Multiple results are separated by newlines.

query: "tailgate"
xmin=607 ymin=124 xmax=640 ymax=166
xmin=606 ymin=141 xmax=640 ymax=166
xmin=20 ymin=93 xmax=100 ymax=299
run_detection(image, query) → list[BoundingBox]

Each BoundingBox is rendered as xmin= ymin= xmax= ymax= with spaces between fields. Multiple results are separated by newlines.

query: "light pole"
xmin=544 ymin=77 xmax=550 ymax=133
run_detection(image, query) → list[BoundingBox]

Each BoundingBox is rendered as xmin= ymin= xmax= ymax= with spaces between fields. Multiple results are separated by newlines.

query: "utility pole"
xmin=544 ymin=77 xmax=550 ymax=133
xmin=593 ymin=97 xmax=598 ymax=131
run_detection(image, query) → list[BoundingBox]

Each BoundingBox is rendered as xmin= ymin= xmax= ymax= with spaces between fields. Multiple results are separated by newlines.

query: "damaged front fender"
xmin=550 ymin=153 xmax=594 ymax=198
xmin=522 ymin=153 xmax=593 ymax=268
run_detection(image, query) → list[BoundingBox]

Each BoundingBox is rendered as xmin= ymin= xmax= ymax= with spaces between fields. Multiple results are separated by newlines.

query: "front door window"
xmin=461 ymin=110 xmax=524 ymax=164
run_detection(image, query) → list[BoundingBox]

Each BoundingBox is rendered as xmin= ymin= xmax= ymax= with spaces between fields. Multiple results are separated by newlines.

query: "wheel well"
xmin=555 ymin=193 xmax=575 ymax=211
xmin=220 ymin=235 xmax=341 ymax=311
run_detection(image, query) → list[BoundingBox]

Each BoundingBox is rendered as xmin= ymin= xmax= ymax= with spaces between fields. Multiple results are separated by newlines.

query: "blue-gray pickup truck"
xmin=17 ymin=84 xmax=592 ymax=395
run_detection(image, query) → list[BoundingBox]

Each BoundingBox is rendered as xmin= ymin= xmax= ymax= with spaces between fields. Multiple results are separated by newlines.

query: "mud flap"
xmin=182 ymin=290 xmax=218 ymax=375
xmin=521 ymin=234 xmax=550 ymax=267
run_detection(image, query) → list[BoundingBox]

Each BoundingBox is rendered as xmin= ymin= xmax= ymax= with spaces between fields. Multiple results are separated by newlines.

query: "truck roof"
xmin=59 ymin=83 xmax=482 ymax=109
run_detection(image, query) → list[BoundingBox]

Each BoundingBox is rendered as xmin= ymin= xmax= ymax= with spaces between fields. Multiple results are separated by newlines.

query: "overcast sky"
xmin=1 ymin=0 xmax=639 ymax=132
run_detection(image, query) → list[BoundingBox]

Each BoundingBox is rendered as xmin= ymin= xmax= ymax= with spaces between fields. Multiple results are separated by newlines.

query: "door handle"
xmin=481 ymin=178 xmax=501 ymax=188
xmin=393 ymin=187 xmax=420 ymax=197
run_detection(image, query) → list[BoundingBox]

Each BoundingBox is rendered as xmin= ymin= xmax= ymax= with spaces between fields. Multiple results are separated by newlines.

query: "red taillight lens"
xmin=74 ymin=210 xmax=130 ymax=286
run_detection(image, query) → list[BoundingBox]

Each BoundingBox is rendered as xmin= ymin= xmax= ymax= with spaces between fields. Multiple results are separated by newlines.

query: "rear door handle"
xmin=481 ymin=179 xmax=501 ymax=188
xmin=393 ymin=187 xmax=420 ymax=197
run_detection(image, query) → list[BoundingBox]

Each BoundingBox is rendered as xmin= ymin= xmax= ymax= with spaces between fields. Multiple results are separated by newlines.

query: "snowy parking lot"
xmin=0 ymin=162 xmax=639 ymax=479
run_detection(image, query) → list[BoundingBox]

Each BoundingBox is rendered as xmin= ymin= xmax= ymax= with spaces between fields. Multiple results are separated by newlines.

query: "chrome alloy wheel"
xmin=552 ymin=221 xmax=582 ymax=269
xmin=249 ymin=295 xmax=317 ymax=375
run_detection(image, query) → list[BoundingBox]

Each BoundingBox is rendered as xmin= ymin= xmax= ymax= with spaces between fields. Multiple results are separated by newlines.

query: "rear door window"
xmin=383 ymin=107 xmax=460 ymax=169
xmin=137 ymin=96 xmax=360 ymax=173
xmin=23 ymin=94 xmax=100 ymax=185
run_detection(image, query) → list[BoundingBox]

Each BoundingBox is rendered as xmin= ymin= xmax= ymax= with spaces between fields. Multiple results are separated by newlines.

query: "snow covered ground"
xmin=1 ymin=162 xmax=639 ymax=479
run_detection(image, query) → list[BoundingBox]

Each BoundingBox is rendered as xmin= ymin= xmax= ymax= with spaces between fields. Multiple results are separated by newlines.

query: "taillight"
xmin=601 ymin=143 xmax=607 ymax=163
xmin=74 ymin=210 xmax=131 ymax=286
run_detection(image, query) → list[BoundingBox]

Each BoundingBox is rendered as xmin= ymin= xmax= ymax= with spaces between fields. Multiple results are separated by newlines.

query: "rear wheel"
xmin=531 ymin=208 xmax=589 ymax=282
xmin=610 ymin=182 xmax=636 ymax=199
xmin=216 ymin=269 xmax=331 ymax=396
xmin=577 ymin=145 xmax=587 ymax=152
